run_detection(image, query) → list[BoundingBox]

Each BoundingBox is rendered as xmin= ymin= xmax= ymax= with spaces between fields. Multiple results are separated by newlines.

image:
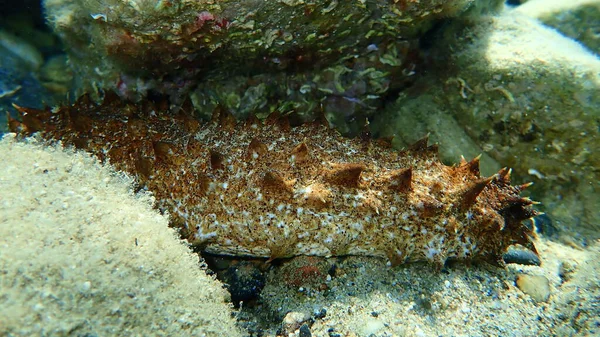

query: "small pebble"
xmin=282 ymin=311 xmax=310 ymax=333
xmin=503 ymin=246 xmax=541 ymax=266
xmin=328 ymin=327 xmax=341 ymax=337
xmin=314 ymin=308 xmax=327 ymax=319
xmin=558 ymin=261 xmax=575 ymax=283
xmin=516 ymin=274 xmax=551 ymax=302
xmin=80 ymin=281 xmax=91 ymax=294
xmin=299 ymin=324 xmax=311 ymax=337
xmin=491 ymin=301 xmax=504 ymax=310
xmin=360 ymin=318 xmax=385 ymax=335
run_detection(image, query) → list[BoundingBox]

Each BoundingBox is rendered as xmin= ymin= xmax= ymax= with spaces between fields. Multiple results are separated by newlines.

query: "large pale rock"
xmin=514 ymin=0 xmax=600 ymax=55
xmin=0 ymin=135 xmax=242 ymax=336
xmin=425 ymin=13 xmax=600 ymax=238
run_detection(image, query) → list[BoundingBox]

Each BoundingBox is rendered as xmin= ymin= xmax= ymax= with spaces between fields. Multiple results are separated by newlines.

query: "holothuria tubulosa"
xmin=8 ymin=93 xmax=538 ymax=267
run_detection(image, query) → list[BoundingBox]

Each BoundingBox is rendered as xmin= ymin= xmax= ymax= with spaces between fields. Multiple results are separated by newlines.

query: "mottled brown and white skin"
xmin=9 ymin=93 xmax=538 ymax=267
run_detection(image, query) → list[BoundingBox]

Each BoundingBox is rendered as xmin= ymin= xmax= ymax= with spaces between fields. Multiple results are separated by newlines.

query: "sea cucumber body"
xmin=10 ymin=95 xmax=537 ymax=266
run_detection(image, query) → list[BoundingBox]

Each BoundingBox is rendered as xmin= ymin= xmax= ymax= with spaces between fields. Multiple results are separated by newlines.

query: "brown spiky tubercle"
xmin=8 ymin=95 xmax=538 ymax=267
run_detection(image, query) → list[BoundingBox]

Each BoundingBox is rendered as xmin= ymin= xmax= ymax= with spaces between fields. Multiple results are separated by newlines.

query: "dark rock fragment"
xmin=220 ymin=261 xmax=266 ymax=305
xmin=503 ymin=246 xmax=541 ymax=266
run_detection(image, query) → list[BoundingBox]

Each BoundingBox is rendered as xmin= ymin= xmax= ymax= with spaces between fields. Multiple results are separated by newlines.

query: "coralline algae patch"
xmin=9 ymin=94 xmax=537 ymax=267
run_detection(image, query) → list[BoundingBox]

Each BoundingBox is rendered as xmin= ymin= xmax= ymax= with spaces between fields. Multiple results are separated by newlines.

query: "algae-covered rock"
xmin=514 ymin=0 xmax=600 ymax=55
xmin=0 ymin=135 xmax=242 ymax=336
xmin=189 ymin=41 xmax=419 ymax=134
xmin=43 ymin=0 xmax=501 ymax=130
xmin=371 ymin=89 xmax=502 ymax=176
xmin=420 ymin=13 xmax=600 ymax=238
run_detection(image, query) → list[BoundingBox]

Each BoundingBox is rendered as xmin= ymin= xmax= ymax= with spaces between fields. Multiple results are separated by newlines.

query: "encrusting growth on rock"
xmin=8 ymin=93 xmax=539 ymax=267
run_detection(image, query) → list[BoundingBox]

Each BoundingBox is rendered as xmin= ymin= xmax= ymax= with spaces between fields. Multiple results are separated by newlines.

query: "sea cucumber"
xmin=8 ymin=93 xmax=538 ymax=267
